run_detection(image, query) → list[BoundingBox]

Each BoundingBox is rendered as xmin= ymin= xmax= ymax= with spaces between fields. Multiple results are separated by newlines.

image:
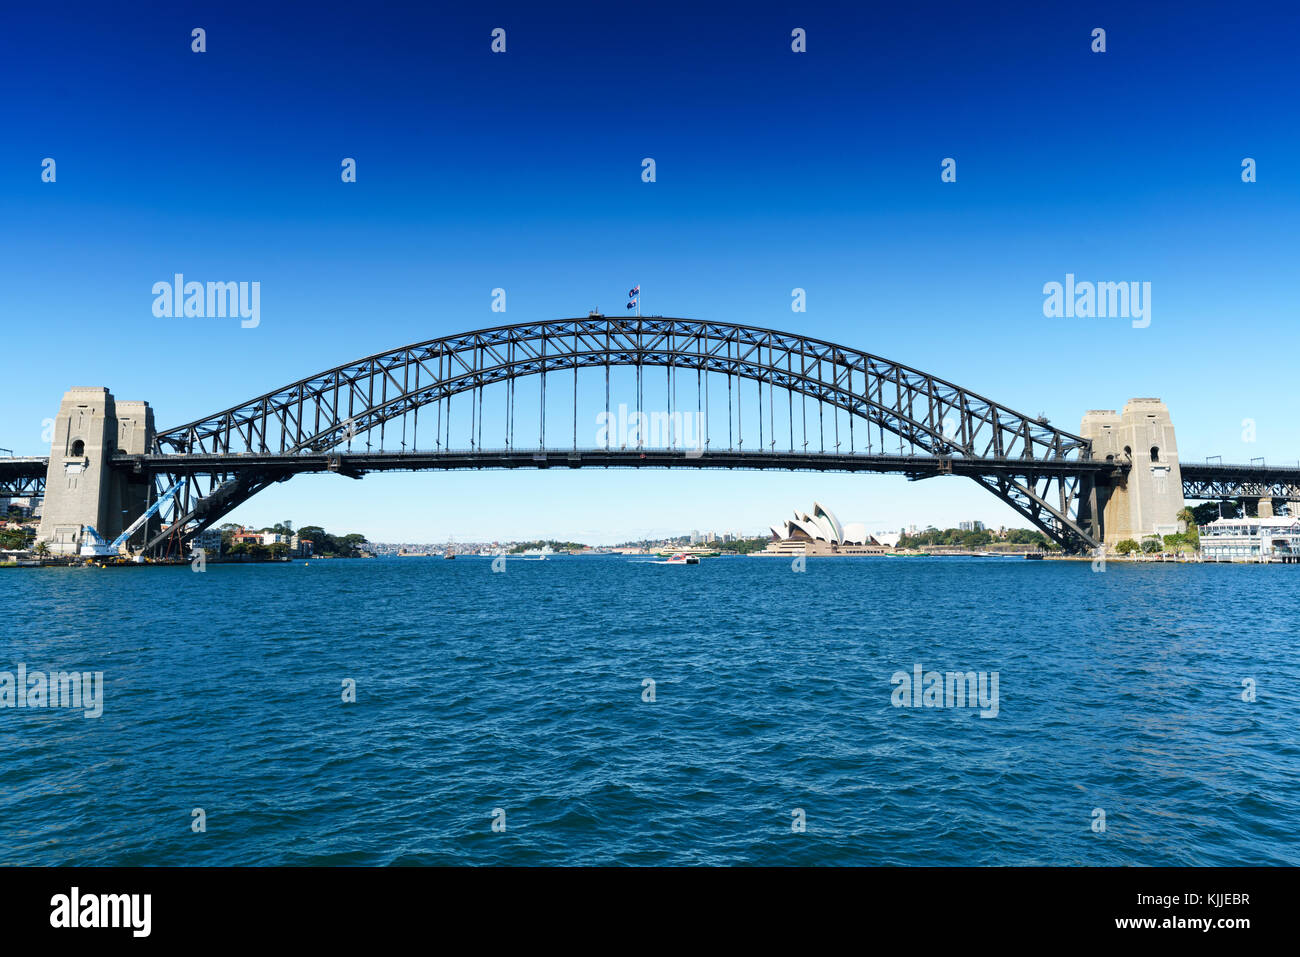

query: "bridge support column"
xmin=36 ymin=387 xmax=155 ymax=555
xmin=1258 ymin=497 xmax=1274 ymax=519
xmin=1078 ymin=398 xmax=1184 ymax=551
xmin=1078 ymin=475 xmax=1102 ymax=547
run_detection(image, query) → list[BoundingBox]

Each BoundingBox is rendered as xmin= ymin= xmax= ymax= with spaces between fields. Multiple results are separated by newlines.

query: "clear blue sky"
xmin=3 ymin=1 xmax=1296 ymax=542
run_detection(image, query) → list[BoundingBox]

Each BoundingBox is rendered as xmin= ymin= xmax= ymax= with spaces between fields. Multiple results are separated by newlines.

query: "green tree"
xmin=1191 ymin=501 xmax=1233 ymax=526
xmin=1141 ymin=536 xmax=1162 ymax=554
xmin=0 ymin=526 xmax=34 ymax=550
xmin=294 ymin=525 xmax=367 ymax=557
xmin=1115 ymin=538 xmax=1139 ymax=555
xmin=717 ymin=537 xmax=771 ymax=555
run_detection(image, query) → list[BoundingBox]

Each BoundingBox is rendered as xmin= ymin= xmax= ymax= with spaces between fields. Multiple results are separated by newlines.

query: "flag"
xmin=629 ymin=285 xmax=639 ymax=297
xmin=626 ymin=299 xmax=638 ymax=310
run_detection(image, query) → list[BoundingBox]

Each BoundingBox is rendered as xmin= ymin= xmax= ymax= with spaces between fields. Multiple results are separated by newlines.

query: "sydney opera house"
xmin=761 ymin=502 xmax=888 ymax=556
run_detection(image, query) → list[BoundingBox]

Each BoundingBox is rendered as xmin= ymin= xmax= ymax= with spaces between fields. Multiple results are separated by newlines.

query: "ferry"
xmin=655 ymin=546 xmax=720 ymax=559
xmin=652 ymin=552 xmax=700 ymax=565
xmin=521 ymin=544 xmax=554 ymax=560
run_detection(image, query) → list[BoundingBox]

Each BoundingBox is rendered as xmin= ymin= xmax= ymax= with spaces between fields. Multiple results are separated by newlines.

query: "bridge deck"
xmin=1180 ymin=462 xmax=1300 ymax=500
xmin=0 ymin=456 xmax=49 ymax=480
xmin=116 ymin=448 xmax=1121 ymax=479
xmin=7 ymin=454 xmax=1299 ymax=492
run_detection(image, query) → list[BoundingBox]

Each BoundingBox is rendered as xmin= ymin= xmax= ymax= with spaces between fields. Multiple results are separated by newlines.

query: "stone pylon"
xmin=36 ymin=388 xmax=155 ymax=555
xmin=1077 ymin=398 xmax=1184 ymax=550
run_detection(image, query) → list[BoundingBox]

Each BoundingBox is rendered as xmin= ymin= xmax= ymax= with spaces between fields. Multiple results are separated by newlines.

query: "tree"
xmin=1115 ymin=538 xmax=1139 ymax=555
xmin=1191 ymin=501 xmax=1235 ymax=526
xmin=34 ymin=540 xmax=49 ymax=556
xmin=295 ymin=525 xmax=367 ymax=557
xmin=1141 ymin=536 xmax=1162 ymax=554
xmin=0 ymin=526 xmax=34 ymax=550
xmin=1176 ymin=506 xmax=1196 ymax=530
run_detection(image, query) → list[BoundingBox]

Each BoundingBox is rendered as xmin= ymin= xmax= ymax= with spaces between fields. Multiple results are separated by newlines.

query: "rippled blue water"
xmin=2 ymin=556 xmax=1297 ymax=865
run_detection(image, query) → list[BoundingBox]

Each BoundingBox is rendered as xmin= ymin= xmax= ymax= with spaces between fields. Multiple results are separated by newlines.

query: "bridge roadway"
xmin=5 ymin=453 xmax=1300 ymax=500
xmin=0 ymin=456 xmax=48 ymax=480
xmin=6 ymin=452 xmax=1300 ymax=493
xmin=115 ymin=448 xmax=1122 ymax=481
xmin=0 ymin=456 xmax=48 ymax=496
xmin=1178 ymin=462 xmax=1300 ymax=500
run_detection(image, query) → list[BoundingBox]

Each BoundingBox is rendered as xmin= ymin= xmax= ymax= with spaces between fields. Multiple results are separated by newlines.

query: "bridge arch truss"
xmin=139 ymin=316 xmax=1105 ymax=553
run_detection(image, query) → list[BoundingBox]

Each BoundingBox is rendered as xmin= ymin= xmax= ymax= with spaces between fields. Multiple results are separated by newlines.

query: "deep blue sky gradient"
xmin=2 ymin=1 xmax=1296 ymax=541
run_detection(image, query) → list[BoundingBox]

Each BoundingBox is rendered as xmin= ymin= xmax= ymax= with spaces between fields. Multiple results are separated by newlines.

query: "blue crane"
xmin=80 ymin=481 xmax=184 ymax=558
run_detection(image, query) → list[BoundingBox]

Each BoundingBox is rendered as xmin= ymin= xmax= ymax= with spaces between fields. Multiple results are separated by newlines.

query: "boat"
xmin=651 ymin=552 xmax=700 ymax=565
xmin=655 ymin=547 xmax=720 ymax=559
xmin=520 ymin=544 xmax=555 ymax=560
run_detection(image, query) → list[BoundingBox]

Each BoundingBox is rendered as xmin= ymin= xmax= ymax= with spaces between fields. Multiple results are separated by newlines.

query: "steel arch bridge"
xmin=118 ymin=315 xmax=1116 ymax=554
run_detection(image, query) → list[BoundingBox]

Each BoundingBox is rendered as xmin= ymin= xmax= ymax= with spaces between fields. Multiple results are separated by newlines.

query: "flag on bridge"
xmin=626 ymin=299 xmax=638 ymax=310
xmin=629 ymin=285 xmax=639 ymax=297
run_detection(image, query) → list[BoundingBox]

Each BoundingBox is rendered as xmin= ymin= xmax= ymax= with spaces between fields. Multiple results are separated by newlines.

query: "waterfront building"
xmin=761 ymin=502 xmax=885 ymax=556
xmin=1199 ymin=516 xmax=1300 ymax=562
xmin=191 ymin=527 xmax=223 ymax=557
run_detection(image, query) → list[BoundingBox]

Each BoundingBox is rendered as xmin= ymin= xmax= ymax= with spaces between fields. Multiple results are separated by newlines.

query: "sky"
xmin=2 ymin=1 xmax=1297 ymax=543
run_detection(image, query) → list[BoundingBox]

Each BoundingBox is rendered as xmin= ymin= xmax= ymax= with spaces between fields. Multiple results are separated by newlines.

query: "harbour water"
xmin=2 ymin=556 xmax=1296 ymax=865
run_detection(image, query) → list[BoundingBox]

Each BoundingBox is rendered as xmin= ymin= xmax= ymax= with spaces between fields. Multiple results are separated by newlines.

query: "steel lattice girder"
xmin=1182 ymin=478 xmax=1300 ymax=500
xmin=0 ymin=456 xmax=48 ymax=498
xmin=140 ymin=316 xmax=1110 ymax=552
xmin=1179 ymin=462 xmax=1300 ymax=501
xmin=156 ymin=317 xmax=1092 ymax=462
xmin=0 ymin=475 xmax=44 ymax=497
